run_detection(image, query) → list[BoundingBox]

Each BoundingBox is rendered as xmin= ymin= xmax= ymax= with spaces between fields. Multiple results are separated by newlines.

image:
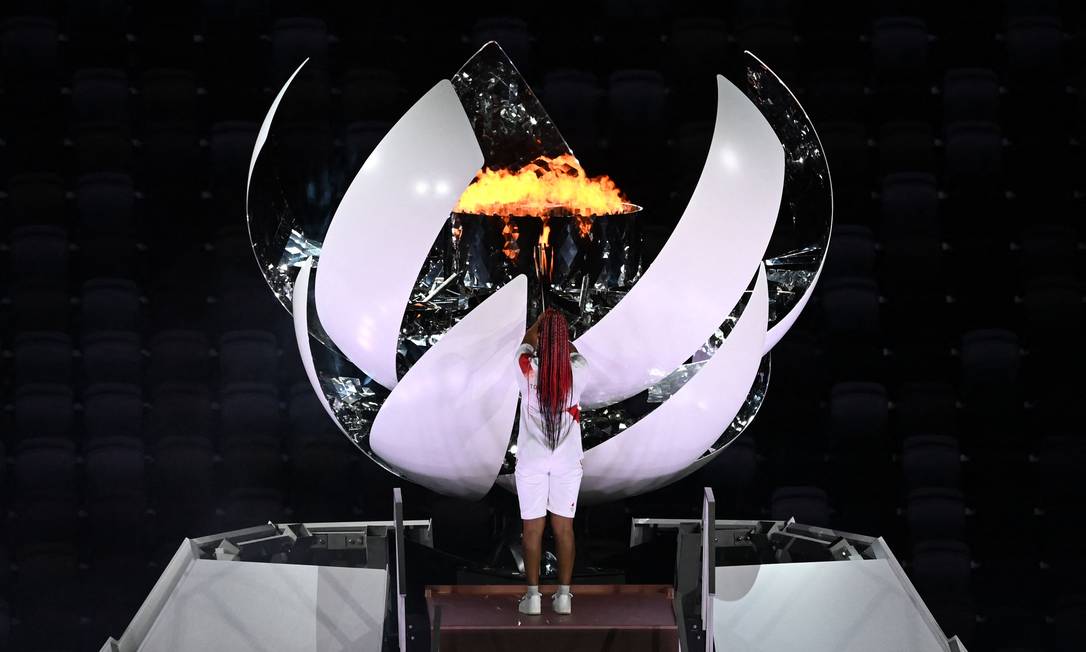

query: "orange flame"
xmin=536 ymin=219 xmax=552 ymax=279
xmin=454 ymin=154 xmax=629 ymax=218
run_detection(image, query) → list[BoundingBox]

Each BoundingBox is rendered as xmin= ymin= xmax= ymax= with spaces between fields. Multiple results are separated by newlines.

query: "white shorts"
xmin=514 ymin=461 xmax=583 ymax=519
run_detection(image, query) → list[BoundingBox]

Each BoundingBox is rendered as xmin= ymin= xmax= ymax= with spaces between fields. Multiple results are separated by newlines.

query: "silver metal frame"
xmin=100 ymin=516 xmax=431 ymax=652
xmin=632 ymin=488 xmax=968 ymax=652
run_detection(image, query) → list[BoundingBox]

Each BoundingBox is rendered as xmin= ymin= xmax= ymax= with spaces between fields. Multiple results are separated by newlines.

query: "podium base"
xmin=426 ymin=584 xmax=679 ymax=652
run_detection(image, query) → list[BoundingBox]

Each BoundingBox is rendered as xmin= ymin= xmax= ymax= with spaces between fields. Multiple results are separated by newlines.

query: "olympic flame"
xmin=455 ymin=154 xmax=630 ymax=269
xmin=454 ymin=153 xmax=628 ymax=218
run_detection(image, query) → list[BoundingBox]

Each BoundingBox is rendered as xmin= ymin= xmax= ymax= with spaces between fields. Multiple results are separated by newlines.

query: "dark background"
xmin=2 ymin=1 xmax=1084 ymax=650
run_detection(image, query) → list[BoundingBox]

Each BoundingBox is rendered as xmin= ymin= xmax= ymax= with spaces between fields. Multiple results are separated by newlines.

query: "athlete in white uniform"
xmin=514 ymin=308 xmax=588 ymax=616
xmin=513 ymin=341 xmax=589 ymax=518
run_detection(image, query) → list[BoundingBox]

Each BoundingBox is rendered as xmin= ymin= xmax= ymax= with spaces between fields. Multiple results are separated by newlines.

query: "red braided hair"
xmin=536 ymin=308 xmax=573 ymax=450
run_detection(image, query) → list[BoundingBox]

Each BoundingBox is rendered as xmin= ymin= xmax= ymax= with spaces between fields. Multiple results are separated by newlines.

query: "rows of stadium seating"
xmin=2 ymin=1 xmax=1084 ymax=649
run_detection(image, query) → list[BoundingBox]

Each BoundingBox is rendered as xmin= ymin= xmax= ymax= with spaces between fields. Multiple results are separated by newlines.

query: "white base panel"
xmin=137 ymin=559 xmax=388 ymax=652
xmin=712 ymin=558 xmax=949 ymax=652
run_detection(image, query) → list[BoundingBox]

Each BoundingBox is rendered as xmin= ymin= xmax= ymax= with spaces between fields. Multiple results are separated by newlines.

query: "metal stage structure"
xmin=103 ymin=488 xmax=968 ymax=651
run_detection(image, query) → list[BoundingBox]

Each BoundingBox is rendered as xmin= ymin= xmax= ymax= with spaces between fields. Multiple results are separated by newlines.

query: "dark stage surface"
xmin=1 ymin=1 xmax=1085 ymax=650
xmin=427 ymin=584 xmax=678 ymax=652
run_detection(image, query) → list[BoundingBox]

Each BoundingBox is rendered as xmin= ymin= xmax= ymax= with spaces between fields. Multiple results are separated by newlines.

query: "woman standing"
xmin=514 ymin=308 xmax=589 ymax=616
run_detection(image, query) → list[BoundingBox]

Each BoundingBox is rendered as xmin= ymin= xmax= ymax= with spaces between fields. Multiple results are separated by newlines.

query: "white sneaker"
xmin=551 ymin=590 xmax=572 ymax=615
xmin=518 ymin=591 xmax=541 ymax=615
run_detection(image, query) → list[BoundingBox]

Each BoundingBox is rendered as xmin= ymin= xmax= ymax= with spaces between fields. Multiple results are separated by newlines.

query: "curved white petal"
xmin=246 ymin=58 xmax=308 ymax=206
xmin=293 ymin=258 xmax=351 ymax=438
xmin=574 ymin=74 xmax=783 ymax=408
xmin=370 ymin=275 xmax=527 ymax=499
xmin=577 ymin=265 xmax=770 ymax=504
xmin=314 ymin=80 xmax=484 ymax=389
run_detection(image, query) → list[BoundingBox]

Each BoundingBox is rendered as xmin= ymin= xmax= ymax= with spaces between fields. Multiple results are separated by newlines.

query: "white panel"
xmin=712 ymin=560 xmax=948 ymax=652
xmin=574 ymin=75 xmax=783 ymax=408
xmin=314 ymin=80 xmax=484 ymax=389
xmin=578 ymin=266 xmax=769 ymax=503
xmin=293 ymin=259 xmax=351 ymax=438
xmin=370 ymin=275 xmax=527 ymax=499
xmin=140 ymin=560 xmax=388 ymax=652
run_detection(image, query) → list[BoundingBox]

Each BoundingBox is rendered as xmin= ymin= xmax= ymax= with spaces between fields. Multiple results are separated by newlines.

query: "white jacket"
xmin=513 ymin=342 xmax=589 ymax=471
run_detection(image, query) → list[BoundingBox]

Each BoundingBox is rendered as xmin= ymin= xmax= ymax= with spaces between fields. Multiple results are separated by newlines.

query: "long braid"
xmin=536 ymin=309 xmax=573 ymax=450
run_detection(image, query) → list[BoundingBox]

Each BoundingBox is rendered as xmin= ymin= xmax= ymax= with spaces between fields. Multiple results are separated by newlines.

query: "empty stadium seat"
xmin=769 ymin=486 xmax=831 ymax=527
xmin=140 ymin=68 xmax=199 ymax=126
xmin=902 ymin=435 xmax=962 ymax=489
xmin=880 ymin=172 xmax=940 ymax=241
xmin=71 ymin=68 xmax=130 ymax=126
xmin=147 ymin=382 xmax=214 ymax=442
xmin=14 ymin=383 xmax=74 ymax=441
xmin=804 ymin=68 xmax=865 ymax=121
xmin=6 ymin=173 xmax=66 ymax=227
xmin=209 ymin=121 xmax=259 ymax=211
xmin=9 ymin=224 xmax=69 ymax=286
xmin=74 ymin=121 xmax=134 ymax=174
xmin=289 ymin=436 xmax=356 ymax=520
xmin=878 ymin=121 xmax=935 ymax=175
xmin=84 ymin=436 xmax=148 ymax=549
xmin=471 ymin=17 xmax=532 ymax=71
xmin=81 ymin=330 xmax=143 ymax=385
xmin=607 ymin=70 xmax=668 ymax=137
xmin=152 ymin=435 xmax=215 ymax=539
xmin=221 ymin=487 xmax=286 ymax=531
xmin=79 ymin=278 xmax=143 ymax=334
xmin=287 ymin=381 xmax=339 ymax=453
xmin=270 ymin=17 xmax=329 ymax=80
xmin=82 ymin=382 xmax=144 ymax=440
xmin=959 ymin=329 xmax=1021 ymax=410
xmin=895 ymin=381 xmax=958 ymax=438
xmin=541 ymin=69 xmax=601 ymax=153
xmin=907 ymin=487 xmax=967 ymax=542
xmin=827 ymin=381 xmax=890 ymax=453
xmin=222 ymin=435 xmax=283 ymax=489
xmin=1019 ymin=224 xmax=1077 ymax=279
xmin=1004 ymin=16 xmax=1064 ymax=90
xmin=140 ymin=123 xmax=202 ymax=194
xmin=820 ymin=276 xmax=881 ymax=334
xmin=1 ymin=17 xmax=61 ymax=105
xmin=1022 ymin=276 xmax=1082 ymax=345
xmin=75 ymin=172 xmax=137 ymax=235
xmin=942 ymin=68 xmax=1000 ymax=123
xmin=9 ymin=285 xmax=72 ymax=333
xmin=668 ymin=17 xmax=727 ymax=80
xmin=219 ymin=330 xmax=279 ymax=383
xmin=340 ymin=69 xmax=404 ymax=122
xmin=147 ymin=330 xmax=210 ymax=387
xmin=911 ymin=539 xmax=972 ymax=598
xmin=944 ymin=121 xmax=1003 ymax=191
xmin=84 ymin=554 xmax=153 ymax=634
xmin=870 ymin=16 xmax=928 ymax=83
xmin=823 ymin=225 xmax=876 ymax=279
xmin=13 ymin=543 xmax=81 ymax=648
xmin=219 ymin=381 xmax=282 ymax=441
xmin=13 ymin=331 xmax=72 ymax=386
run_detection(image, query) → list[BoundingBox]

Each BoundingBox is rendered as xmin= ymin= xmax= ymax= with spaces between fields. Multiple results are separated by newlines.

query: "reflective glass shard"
xmin=278 ymin=228 xmax=323 ymax=268
xmin=247 ymin=61 xmax=355 ymax=319
xmin=451 ymin=41 xmax=573 ymax=170
xmin=742 ymin=51 xmax=833 ymax=330
xmin=300 ymin=263 xmax=397 ymax=477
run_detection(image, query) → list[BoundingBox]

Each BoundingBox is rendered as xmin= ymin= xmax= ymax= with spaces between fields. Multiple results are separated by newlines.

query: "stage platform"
xmin=426 ymin=584 xmax=679 ymax=652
